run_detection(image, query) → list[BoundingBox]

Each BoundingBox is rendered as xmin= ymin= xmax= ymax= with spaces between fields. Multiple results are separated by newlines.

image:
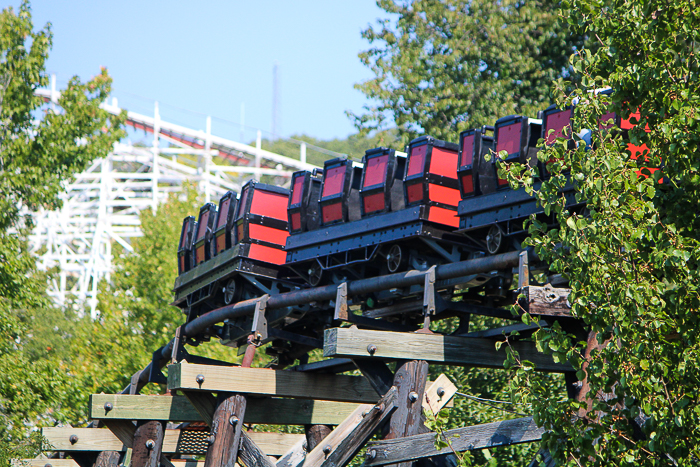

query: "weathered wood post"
xmin=384 ymin=360 xmax=429 ymax=467
xmin=130 ymin=420 xmax=166 ymax=467
xmin=204 ymin=393 xmax=247 ymax=467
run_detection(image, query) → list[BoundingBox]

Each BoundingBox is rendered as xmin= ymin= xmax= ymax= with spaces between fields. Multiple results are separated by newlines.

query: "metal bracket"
xmin=251 ymin=294 xmax=269 ymax=344
xmin=148 ymin=348 xmax=168 ymax=385
xmin=334 ymin=282 xmax=349 ymax=321
xmin=421 ymin=266 xmax=437 ymax=331
xmin=518 ymin=250 xmax=530 ymax=290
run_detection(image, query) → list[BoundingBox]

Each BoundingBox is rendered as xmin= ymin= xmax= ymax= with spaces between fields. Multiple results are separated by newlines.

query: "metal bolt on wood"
xmin=323 ymin=444 xmax=332 ymax=456
xmin=229 ymin=415 xmax=240 ymax=425
xmin=206 ymin=435 xmax=216 ymax=445
xmin=366 ymin=449 xmax=377 ymax=460
xmin=408 ymin=391 xmax=419 ymax=403
xmin=196 ymin=374 xmax=205 ymax=384
xmin=145 ymin=439 xmax=155 ymax=450
xmin=367 ymin=344 xmax=377 ymax=355
xmin=44 ymin=463 xmax=52 ymax=467
xmin=69 ymin=434 xmax=78 ymax=445
xmin=104 ymin=402 xmax=113 ymax=411
xmin=437 ymin=387 xmax=446 ymax=397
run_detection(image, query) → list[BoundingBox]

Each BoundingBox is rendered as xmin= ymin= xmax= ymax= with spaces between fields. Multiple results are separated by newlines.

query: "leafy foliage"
xmin=351 ymin=0 xmax=586 ymax=144
xmin=0 ymin=0 xmax=124 ymax=457
xmin=501 ymin=0 xmax=700 ymax=464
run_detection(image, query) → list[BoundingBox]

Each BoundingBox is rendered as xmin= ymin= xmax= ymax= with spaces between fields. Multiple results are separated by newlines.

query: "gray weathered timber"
xmin=310 ymin=387 xmax=398 ymax=467
xmin=130 ymin=421 xmax=165 ymax=467
xmin=204 ymin=393 xmax=246 ymax=467
xmin=324 ymin=328 xmax=573 ymax=373
xmin=522 ymin=285 xmax=571 ymax=317
xmin=365 ymin=417 xmax=545 ymax=466
xmin=94 ymin=451 xmax=121 ymax=467
xmin=91 ymin=394 xmax=360 ymax=425
xmin=238 ymin=431 xmax=276 ymax=467
xmin=385 ymin=360 xmax=429 ymax=467
xmin=275 ymin=436 xmax=307 ymax=467
xmin=168 ymin=363 xmax=380 ymax=402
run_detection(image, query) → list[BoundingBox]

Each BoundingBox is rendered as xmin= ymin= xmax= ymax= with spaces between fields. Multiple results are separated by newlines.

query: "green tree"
xmin=502 ymin=0 xmax=700 ymax=464
xmin=351 ymin=0 xmax=586 ymax=144
xmin=0 ymin=0 xmax=125 ymax=456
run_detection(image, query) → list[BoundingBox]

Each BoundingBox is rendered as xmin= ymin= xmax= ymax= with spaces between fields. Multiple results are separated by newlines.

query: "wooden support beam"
xmin=238 ymin=431 xmax=276 ymax=467
xmin=305 ymin=425 xmax=332 ymax=452
xmin=275 ymin=436 xmax=307 ymax=467
xmin=385 ymin=360 xmax=429 ymax=467
xmin=423 ymin=374 xmax=457 ymax=415
xmin=11 ymin=460 xmax=80 ymax=467
xmin=324 ymin=328 xmax=573 ymax=373
xmin=204 ymin=393 xmax=246 ymax=467
xmin=521 ymin=285 xmax=571 ymax=317
xmin=103 ymin=420 xmax=136 ymax=447
xmin=182 ymin=391 xmax=216 ymax=427
xmin=41 ymin=428 xmax=302 ymax=456
xmin=130 ymin=421 xmax=165 ymax=467
xmin=168 ymin=363 xmax=379 ymax=403
xmin=306 ymin=387 xmax=398 ymax=467
xmin=352 ymin=359 xmax=394 ymax=396
xmin=94 ymin=451 xmax=120 ymax=467
xmin=365 ymin=417 xmax=545 ymax=466
xmin=91 ymin=394 xmax=361 ymax=425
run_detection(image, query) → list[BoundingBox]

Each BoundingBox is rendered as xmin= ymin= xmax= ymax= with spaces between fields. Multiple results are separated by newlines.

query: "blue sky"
xmin=23 ymin=1 xmax=387 ymax=142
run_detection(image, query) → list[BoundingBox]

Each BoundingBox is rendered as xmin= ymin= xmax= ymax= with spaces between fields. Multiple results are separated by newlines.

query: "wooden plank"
xmin=12 ymin=461 xmax=80 ymax=467
xmin=204 ymin=393 xmax=246 ymax=467
xmin=313 ymin=387 xmax=398 ymax=467
xmin=275 ymin=437 xmax=306 ymax=467
xmin=42 ymin=428 xmax=303 ymax=456
xmin=103 ymin=420 xmax=136 ymax=447
xmin=170 ymin=461 xmax=205 ymax=467
xmin=365 ymin=417 xmax=545 ymax=466
xmin=91 ymin=394 xmax=361 ymax=425
xmin=301 ymin=405 xmax=371 ymax=467
xmin=423 ymin=374 xmax=457 ymax=415
xmin=324 ymin=328 xmax=573 ymax=373
xmin=238 ymin=432 xmax=276 ymax=467
xmin=168 ymin=363 xmax=379 ymax=403
xmin=522 ymin=285 xmax=571 ymax=317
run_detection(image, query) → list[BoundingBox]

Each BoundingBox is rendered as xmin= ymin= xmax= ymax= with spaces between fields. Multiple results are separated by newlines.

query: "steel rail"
xmin=122 ymin=248 xmax=534 ymax=394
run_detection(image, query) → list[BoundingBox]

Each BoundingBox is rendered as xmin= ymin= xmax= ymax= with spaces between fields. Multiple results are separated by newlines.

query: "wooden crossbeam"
xmin=424 ymin=374 xmax=457 ymax=415
xmin=167 ymin=363 xmax=379 ymax=403
xmin=41 ymin=427 xmax=303 ymax=456
xmin=90 ymin=394 xmax=361 ymax=425
xmin=10 ymin=460 xmax=207 ymax=467
xmin=324 ymin=328 xmax=573 ymax=373
xmin=364 ymin=417 xmax=545 ymax=466
xmin=310 ymin=387 xmax=398 ymax=467
xmin=521 ymin=285 xmax=572 ymax=317
xmin=12 ymin=460 xmax=80 ymax=467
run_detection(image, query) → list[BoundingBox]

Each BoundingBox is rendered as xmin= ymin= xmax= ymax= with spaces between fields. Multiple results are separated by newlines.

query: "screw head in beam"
xmin=145 ymin=439 xmax=155 ymax=449
xmin=104 ymin=402 xmax=113 ymax=412
xmin=408 ymin=391 xmax=419 ymax=403
xmin=196 ymin=374 xmax=205 ymax=384
xmin=367 ymin=344 xmax=377 ymax=355
xmin=69 ymin=434 xmax=79 ymax=445
xmin=229 ymin=415 xmax=240 ymax=426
